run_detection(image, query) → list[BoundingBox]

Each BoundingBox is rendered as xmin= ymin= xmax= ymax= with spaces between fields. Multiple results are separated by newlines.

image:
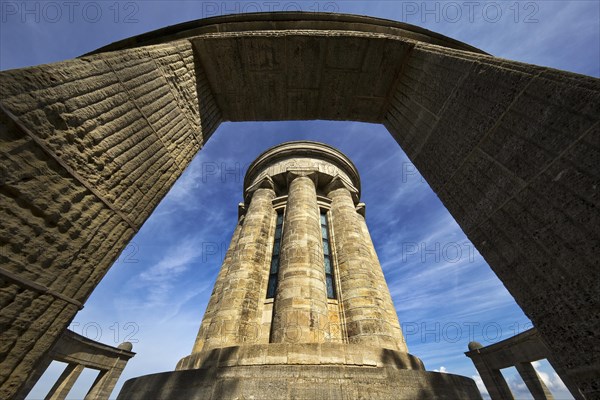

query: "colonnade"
xmin=466 ymin=328 xmax=583 ymax=400
xmin=18 ymin=330 xmax=134 ymax=400
xmin=190 ymin=141 xmax=408 ymax=354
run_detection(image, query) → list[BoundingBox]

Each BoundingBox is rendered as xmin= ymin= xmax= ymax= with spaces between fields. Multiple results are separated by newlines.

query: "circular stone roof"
xmin=244 ymin=141 xmax=361 ymax=194
xmin=85 ymin=12 xmax=486 ymax=56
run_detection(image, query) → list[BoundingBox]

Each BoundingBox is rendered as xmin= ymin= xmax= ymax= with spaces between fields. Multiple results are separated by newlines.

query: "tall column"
xmin=45 ymin=364 xmax=84 ymax=400
xmin=546 ymin=356 xmax=585 ymax=400
xmin=467 ymin=345 xmax=515 ymax=400
xmin=271 ymin=172 xmax=329 ymax=343
xmin=327 ymin=178 xmax=406 ymax=351
xmin=202 ymin=179 xmax=275 ymax=350
xmin=84 ymin=364 xmax=126 ymax=400
xmin=355 ymin=200 xmax=407 ymax=351
xmin=192 ymin=218 xmax=243 ymax=353
xmin=515 ymin=362 xmax=554 ymax=400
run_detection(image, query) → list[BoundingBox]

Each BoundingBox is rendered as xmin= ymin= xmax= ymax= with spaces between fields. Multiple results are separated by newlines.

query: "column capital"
xmin=325 ymin=175 xmax=359 ymax=203
xmin=286 ymin=168 xmax=318 ymax=186
xmin=356 ymin=202 xmax=366 ymax=218
xmin=244 ymin=175 xmax=276 ymax=201
xmin=238 ymin=202 xmax=246 ymax=219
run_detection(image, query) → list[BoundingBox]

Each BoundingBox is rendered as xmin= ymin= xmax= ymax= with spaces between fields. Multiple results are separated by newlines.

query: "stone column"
xmin=201 ymin=179 xmax=275 ymax=350
xmin=466 ymin=343 xmax=515 ymax=400
xmin=45 ymin=364 xmax=84 ymax=400
xmin=84 ymin=367 xmax=123 ymax=400
xmin=191 ymin=218 xmax=243 ymax=353
xmin=84 ymin=342 xmax=132 ymax=400
xmin=271 ymin=172 xmax=329 ymax=343
xmin=14 ymin=354 xmax=53 ymax=400
xmin=327 ymin=178 xmax=406 ymax=351
xmin=515 ymin=362 xmax=554 ymax=400
xmin=356 ymin=201 xmax=407 ymax=351
xmin=474 ymin=363 xmax=514 ymax=400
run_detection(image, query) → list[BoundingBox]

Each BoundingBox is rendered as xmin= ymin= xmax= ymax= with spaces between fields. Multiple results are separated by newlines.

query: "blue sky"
xmin=2 ymin=1 xmax=597 ymax=399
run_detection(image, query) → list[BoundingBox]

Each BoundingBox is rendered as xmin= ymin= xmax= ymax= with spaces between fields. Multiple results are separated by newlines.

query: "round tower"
xmin=190 ymin=141 xmax=409 ymax=354
xmin=118 ymin=141 xmax=481 ymax=399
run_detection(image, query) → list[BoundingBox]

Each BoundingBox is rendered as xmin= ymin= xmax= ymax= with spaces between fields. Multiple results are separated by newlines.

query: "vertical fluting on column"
xmin=200 ymin=181 xmax=275 ymax=351
xmin=328 ymin=179 xmax=407 ymax=352
xmin=192 ymin=218 xmax=243 ymax=353
xmin=271 ymin=173 xmax=329 ymax=343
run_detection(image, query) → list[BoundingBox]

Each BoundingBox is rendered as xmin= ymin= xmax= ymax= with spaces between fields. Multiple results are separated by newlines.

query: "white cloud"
xmin=503 ymin=362 xmax=575 ymax=400
xmin=471 ymin=373 xmax=490 ymax=400
xmin=532 ymin=361 xmax=570 ymax=393
xmin=117 ymin=237 xmax=216 ymax=323
xmin=434 ymin=366 xmax=448 ymax=373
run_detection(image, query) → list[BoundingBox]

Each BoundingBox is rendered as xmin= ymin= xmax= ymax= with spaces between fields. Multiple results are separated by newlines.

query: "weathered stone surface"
xmin=271 ymin=174 xmax=328 ymax=344
xmin=196 ymin=187 xmax=275 ymax=351
xmin=328 ymin=186 xmax=406 ymax=351
xmin=118 ymin=364 xmax=480 ymax=400
xmin=178 ymin=343 xmax=423 ymax=371
xmin=0 ymin=11 xmax=598 ymax=399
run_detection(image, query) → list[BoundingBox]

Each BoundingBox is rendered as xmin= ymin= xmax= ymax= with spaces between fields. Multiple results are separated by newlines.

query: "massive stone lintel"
xmin=0 ymin=11 xmax=598 ymax=399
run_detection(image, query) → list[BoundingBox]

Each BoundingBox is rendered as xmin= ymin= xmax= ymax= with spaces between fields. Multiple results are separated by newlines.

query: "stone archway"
xmin=0 ymin=12 xmax=598 ymax=399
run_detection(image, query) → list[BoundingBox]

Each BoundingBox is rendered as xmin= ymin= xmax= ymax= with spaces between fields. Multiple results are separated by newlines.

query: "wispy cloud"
xmin=472 ymin=373 xmax=491 ymax=400
xmin=110 ymin=237 xmax=216 ymax=325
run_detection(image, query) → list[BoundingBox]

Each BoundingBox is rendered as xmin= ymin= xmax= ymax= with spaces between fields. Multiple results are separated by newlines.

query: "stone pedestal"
xmin=119 ymin=344 xmax=480 ymax=400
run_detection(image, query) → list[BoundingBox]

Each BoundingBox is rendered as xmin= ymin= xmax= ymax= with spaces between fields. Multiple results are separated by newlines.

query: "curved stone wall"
xmin=117 ymin=366 xmax=481 ymax=400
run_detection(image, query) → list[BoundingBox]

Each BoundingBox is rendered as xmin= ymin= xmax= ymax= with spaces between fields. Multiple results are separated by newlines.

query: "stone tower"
xmin=117 ymin=141 xmax=480 ymax=399
xmin=191 ymin=141 xmax=406 ymax=353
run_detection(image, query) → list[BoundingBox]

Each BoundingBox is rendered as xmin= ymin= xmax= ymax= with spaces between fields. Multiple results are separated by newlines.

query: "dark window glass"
xmin=267 ymin=276 xmax=278 ymax=298
xmin=324 ymin=257 xmax=331 ymax=273
xmin=326 ymin=275 xmax=335 ymax=299
xmin=270 ymin=257 xmax=279 ymax=274
xmin=321 ymin=211 xmax=336 ymax=299
xmin=320 ymin=214 xmax=327 ymax=225
xmin=267 ymin=210 xmax=284 ymax=299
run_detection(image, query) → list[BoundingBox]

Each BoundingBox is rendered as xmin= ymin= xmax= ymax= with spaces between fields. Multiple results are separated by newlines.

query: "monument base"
xmin=116 ymin=344 xmax=482 ymax=399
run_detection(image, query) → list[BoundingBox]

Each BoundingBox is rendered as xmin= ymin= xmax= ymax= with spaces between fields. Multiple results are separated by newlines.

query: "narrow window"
xmin=266 ymin=210 xmax=284 ymax=298
xmin=321 ymin=211 xmax=336 ymax=299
